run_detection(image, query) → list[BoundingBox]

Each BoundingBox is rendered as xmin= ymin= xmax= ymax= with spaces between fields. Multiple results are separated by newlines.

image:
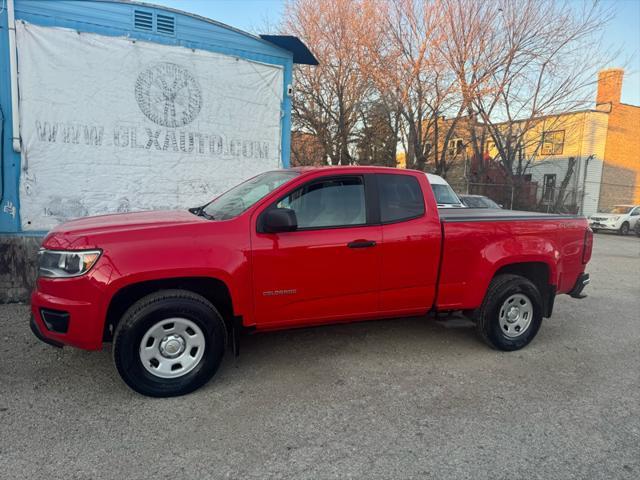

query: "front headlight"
xmin=610 ymin=216 xmax=620 ymax=222
xmin=38 ymin=249 xmax=102 ymax=278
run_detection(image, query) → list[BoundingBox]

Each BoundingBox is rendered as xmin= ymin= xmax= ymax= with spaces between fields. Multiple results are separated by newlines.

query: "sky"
xmin=152 ymin=0 xmax=640 ymax=105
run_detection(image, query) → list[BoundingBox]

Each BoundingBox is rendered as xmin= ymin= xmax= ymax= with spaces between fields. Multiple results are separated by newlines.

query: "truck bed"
xmin=436 ymin=209 xmax=588 ymax=311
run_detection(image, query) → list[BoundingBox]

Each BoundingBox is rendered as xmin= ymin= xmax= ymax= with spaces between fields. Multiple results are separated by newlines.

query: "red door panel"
xmin=251 ymin=226 xmax=382 ymax=328
xmin=375 ymin=172 xmax=442 ymax=314
xmin=250 ymin=174 xmax=381 ymax=329
xmin=379 ymin=217 xmax=441 ymax=313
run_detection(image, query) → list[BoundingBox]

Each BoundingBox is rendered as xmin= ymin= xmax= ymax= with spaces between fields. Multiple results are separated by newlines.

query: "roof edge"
xmin=260 ymin=35 xmax=318 ymax=65
xmin=95 ymin=0 xmax=301 ymax=59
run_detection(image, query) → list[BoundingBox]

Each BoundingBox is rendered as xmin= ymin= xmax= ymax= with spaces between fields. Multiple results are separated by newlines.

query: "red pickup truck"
xmin=30 ymin=167 xmax=592 ymax=397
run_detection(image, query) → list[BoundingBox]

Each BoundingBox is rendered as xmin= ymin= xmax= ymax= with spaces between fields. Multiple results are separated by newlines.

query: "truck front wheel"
xmin=475 ymin=274 xmax=543 ymax=351
xmin=112 ymin=289 xmax=227 ymax=397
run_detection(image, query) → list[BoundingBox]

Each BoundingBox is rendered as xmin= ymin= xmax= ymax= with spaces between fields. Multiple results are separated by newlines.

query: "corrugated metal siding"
xmin=14 ymin=0 xmax=292 ymax=64
xmin=0 ymin=0 xmax=294 ymax=233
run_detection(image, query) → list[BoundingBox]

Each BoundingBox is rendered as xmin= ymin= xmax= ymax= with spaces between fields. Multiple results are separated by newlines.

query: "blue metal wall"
xmin=0 ymin=0 xmax=294 ymax=233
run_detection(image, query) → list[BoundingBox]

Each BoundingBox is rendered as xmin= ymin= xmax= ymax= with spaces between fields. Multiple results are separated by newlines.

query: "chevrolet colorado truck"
xmin=30 ymin=167 xmax=592 ymax=397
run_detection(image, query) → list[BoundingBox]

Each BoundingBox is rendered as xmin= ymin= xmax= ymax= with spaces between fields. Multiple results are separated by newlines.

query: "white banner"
xmin=16 ymin=22 xmax=283 ymax=230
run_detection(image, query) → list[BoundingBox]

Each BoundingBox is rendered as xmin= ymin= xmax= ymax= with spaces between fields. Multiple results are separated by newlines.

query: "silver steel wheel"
xmin=499 ymin=293 xmax=533 ymax=338
xmin=139 ymin=318 xmax=206 ymax=379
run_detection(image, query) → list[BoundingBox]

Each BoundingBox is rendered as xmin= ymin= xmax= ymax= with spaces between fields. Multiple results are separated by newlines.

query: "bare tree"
xmin=464 ymin=0 xmax=614 ymax=180
xmin=285 ymin=0 xmax=613 ymax=194
xmin=359 ymin=0 xmax=460 ymax=172
xmin=437 ymin=0 xmax=506 ymax=175
xmin=283 ymin=0 xmax=375 ymax=165
xmin=356 ymin=99 xmax=401 ymax=167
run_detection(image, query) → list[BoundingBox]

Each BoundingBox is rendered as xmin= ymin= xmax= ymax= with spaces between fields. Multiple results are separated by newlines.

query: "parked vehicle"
xmin=459 ymin=194 xmax=502 ymax=209
xmin=30 ymin=167 xmax=592 ymax=397
xmin=426 ymin=173 xmax=465 ymax=208
xmin=588 ymin=205 xmax=640 ymax=235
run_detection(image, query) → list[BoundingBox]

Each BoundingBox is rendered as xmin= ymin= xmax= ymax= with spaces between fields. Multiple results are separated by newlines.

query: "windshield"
xmin=484 ymin=198 xmax=501 ymax=209
xmin=463 ymin=196 xmax=495 ymax=208
xmin=432 ymin=184 xmax=462 ymax=205
xmin=462 ymin=196 xmax=481 ymax=208
xmin=607 ymin=206 xmax=632 ymax=214
xmin=201 ymin=171 xmax=298 ymax=220
xmin=473 ymin=196 xmax=500 ymax=208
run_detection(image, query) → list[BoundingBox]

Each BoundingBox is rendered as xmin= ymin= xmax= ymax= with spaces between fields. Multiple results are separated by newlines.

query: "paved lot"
xmin=1 ymin=233 xmax=639 ymax=479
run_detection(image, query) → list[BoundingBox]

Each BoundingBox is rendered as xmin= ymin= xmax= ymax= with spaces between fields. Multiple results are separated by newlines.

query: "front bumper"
xmin=30 ymin=315 xmax=64 ymax=348
xmin=588 ymin=221 xmax=620 ymax=231
xmin=568 ymin=273 xmax=590 ymax=299
xmin=30 ymin=276 xmax=107 ymax=351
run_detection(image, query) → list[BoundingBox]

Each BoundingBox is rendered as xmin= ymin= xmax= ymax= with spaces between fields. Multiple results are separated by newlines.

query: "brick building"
xmin=595 ymin=69 xmax=640 ymax=210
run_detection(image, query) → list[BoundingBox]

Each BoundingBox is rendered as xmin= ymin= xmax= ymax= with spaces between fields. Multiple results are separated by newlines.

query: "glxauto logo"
xmin=32 ymin=60 xmax=271 ymax=160
xmin=134 ymin=62 xmax=202 ymax=128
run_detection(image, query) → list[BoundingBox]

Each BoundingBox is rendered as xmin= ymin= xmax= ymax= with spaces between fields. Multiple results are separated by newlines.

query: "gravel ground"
xmin=0 ymin=233 xmax=639 ymax=479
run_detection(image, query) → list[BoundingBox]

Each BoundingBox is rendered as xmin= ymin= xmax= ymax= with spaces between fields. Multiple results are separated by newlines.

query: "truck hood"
xmin=43 ymin=210 xmax=205 ymax=249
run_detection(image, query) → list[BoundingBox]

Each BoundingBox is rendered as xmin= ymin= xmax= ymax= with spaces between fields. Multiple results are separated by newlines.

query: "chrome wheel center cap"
xmin=159 ymin=334 xmax=186 ymax=358
xmin=507 ymin=306 xmax=520 ymax=323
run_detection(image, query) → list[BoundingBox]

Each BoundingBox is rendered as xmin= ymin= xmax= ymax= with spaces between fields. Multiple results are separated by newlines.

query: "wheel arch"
xmin=103 ymin=276 xmax=236 ymax=342
xmin=491 ymin=261 xmax=556 ymax=317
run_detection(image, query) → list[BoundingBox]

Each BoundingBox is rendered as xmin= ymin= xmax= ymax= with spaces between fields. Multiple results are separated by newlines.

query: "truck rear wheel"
xmin=475 ymin=274 xmax=543 ymax=351
xmin=112 ymin=289 xmax=227 ymax=397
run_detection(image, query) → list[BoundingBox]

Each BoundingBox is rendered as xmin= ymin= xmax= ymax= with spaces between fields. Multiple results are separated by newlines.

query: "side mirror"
xmin=260 ymin=208 xmax=298 ymax=233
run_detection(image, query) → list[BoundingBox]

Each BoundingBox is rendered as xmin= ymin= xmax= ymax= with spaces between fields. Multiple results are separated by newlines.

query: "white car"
xmin=588 ymin=205 xmax=640 ymax=235
xmin=426 ymin=173 xmax=465 ymax=208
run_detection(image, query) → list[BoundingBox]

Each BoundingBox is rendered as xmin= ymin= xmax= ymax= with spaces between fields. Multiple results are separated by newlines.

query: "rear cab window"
xmin=376 ymin=174 xmax=425 ymax=223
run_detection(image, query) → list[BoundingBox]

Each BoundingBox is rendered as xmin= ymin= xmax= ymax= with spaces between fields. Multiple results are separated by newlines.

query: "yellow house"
xmin=484 ymin=68 xmax=640 ymax=215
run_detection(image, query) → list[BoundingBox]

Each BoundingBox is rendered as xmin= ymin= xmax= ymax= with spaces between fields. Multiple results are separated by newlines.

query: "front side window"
xmin=202 ymin=171 xmax=298 ymax=220
xmin=277 ymin=176 xmax=366 ymax=229
xmin=378 ymin=174 xmax=425 ymax=223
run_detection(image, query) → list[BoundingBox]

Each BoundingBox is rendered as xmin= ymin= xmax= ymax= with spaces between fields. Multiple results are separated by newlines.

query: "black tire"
xmin=619 ymin=222 xmax=629 ymax=235
xmin=591 ymin=228 xmax=598 ymax=233
xmin=113 ymin=289 xmax=227 ymax=397
xmin=476 ymin=274 xmax=543 ymax=351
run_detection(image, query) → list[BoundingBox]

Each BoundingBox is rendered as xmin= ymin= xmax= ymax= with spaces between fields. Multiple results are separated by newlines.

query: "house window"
xmin=542 ymin=174 xmax=556 ymax=202
xmin=541 ymin=130 xmax=565 ymax=155
xmin=447 ymin=139 xmax=464 ymax=157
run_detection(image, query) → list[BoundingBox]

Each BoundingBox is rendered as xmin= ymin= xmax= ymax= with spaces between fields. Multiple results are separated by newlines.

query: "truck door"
xmin=375 ymin=173 xmax=442 ymax=314
xmin=251 ymin=175 xmax=382 ymax=328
